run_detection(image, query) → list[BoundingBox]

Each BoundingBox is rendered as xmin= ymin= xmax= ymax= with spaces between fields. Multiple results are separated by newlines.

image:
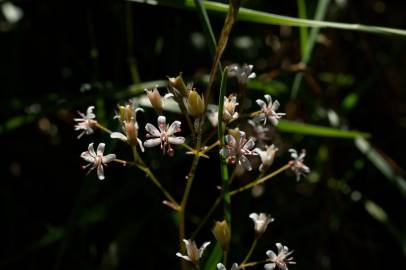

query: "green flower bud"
xmin=212 ymin=220 xmax=231 ymax=251
xmin=168 ymin=72 xmax=189 ymax=97
xmin=187 ymin=90 xmax=205 ymax=118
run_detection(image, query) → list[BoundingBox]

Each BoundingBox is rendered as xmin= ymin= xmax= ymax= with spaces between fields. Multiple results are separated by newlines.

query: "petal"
xmin=217 ymin=263 xmax=226 ymax=270
xmin=231 ymin=263 xmax=239 ymax=270
xmin=248 ymin=72 xmax=256 ymax=79
xmin=167 ymin=120 xmax=181 ymax=135
xmin=266 ymin=250 xmax=277 ymax=261
xmin=168 ymin=136 xmax=185 ymax=145
xmin=97 ymin=165 xmax=105 ymax=180
xmin=289 ymin=149 xmax=298 ymax=159
xmin=137 ymin=138 xmax=145 ymax=152
xmin=256 ymin=99 xmax=266 ymax=108
xmin=276 ymin=243 xmax=283 ymax=253
xmin=264 ymin=263 xmax=276 ymax=270
xmin=157 ymin=116 xmax=166 ymax=132
xmin=199 ymin=241 xmax=211 ymax=258
xmin=144 ymin=138 xmax=162 ymax=147
xmin=145 ymin=123 xmax=161 ymax=137
xmin=81 ymin=151 xmax=95 ymax=163
xmin=88 ymin=143 xmax=96 ymax=157
xmin=225 ymin=135 xmax=236 ymax=146
xmin=264 ymin=94 xmax=272 ymax=104
xmin=102 ymin=154 xmax=116 ymax=164
xmin=243 ymin=138 xmax=256 ymax=151
xmin=110 ymin=132 xmax=128 ymax=141
xmin=86 ymin=106 xmax=96 ymax=118
xmin=97 ymin=143 xmax=105 ymax=156
xmin=249 ymin=213 xmax=259 ymax=221
xmin=239 ymin=155 xmax=252 ymax=171
xmin=271 ymin=100 xmax=280 ymax=111
xmin=175 ymin=252 xmax=191 ymax=262
xmin=270 ymin=117 xmax=279 ymax=126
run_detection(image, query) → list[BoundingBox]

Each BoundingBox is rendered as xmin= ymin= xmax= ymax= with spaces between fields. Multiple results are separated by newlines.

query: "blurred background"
xmin=1 ymin=0 xmax=405 ymax=269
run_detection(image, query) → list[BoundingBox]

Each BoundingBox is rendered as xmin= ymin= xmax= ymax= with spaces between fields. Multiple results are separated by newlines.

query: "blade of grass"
xmin=278 ymin=119 xmax=370 ymax=139
xmin=129 ymin=0 xmax=406 ymax=37
xmin=297 ymin=0 xmax=308 ymax=57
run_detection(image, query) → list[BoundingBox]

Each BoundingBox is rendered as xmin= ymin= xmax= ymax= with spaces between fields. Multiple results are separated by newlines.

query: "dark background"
xmin=1 ymin=0 xmax=405 ymax=269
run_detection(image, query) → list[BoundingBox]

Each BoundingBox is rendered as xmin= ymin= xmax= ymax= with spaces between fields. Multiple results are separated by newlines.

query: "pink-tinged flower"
xmin=265 ymin=243 xmax=296 ymax=270
xmin=254 ymin=145 xmax=278 ymax=172
xmin=255 ymin=95 xmax=286 ymax=126
xmin=249 ymin=212 xmax=274 ymax=237
xmin=288 ymin=149 xmax=310 ymax=181
xmin=220 ymin=131 xmax=256 ymax=171
xmin=110 ymin=120 xmax=144 ymax=152
xmin=223 ymin=95 xmax=239 ymax=123
xmin=145 ymin=87 xmax=174 ymax=114
xmin=80 ymin=143 xmax=116 ymax=180
xmin=144 ymin=116 xmax=185 ymax=156
xmin=248 ymin=120 xmax=270 ymax=141
xmin=74 ymin=106 xmax=97 ymax=139
xmin=228 ymin=63 xmax=256 ymax=84
xmin=176 ymin=239 xmax=210 ymax=267
xmin=217 ymin=263 xmax=239 ymax=270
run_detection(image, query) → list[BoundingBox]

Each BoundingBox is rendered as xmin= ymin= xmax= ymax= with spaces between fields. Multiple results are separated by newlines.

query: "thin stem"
xmin=241 ymin=238 xmax=258 ymax=265
xmin=202 ymin=140 xmax=220 ymax=154
xmin=223 ymin=250 xmax=228 ymax=265
xmin=95 ymin=122 xmax=112 ymax=134
xmin=240 ymin=258 xmax=271 ymax=268
xmin=191 ymin=196 xmax=221 ymax=239
xmin=229 ymin=164 xmax=291 ymax=196
xmin=113 ymin=158 xmax=136 ymax=166
xmin=131 ymin=146 xmax=179 ymax=209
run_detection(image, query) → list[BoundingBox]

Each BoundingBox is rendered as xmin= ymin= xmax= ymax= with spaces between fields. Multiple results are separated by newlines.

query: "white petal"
xmin=231 ymin=263 xmax=239 ymax=270
xmin=81 ymin=151 xmax=95 ymax=163
xmin=249 ymin=213 xmax=259 ymax=221
xmin=289 ymin=149 xmax=298 ymax=159
xmin=239 ymin=155 xmax=252 ymax=171
xmin=102 ymin=154 xmax=116 ymax=164
xmin=272 ymin=100 xmax=280 ymax=111
xmin=88 ymin=143 xmax=96 ymax=157
xmin=276 ymin=243 xmax=283 ymax=253
xmin=97 ymin=143 xmax=105 ymax=156
xmin=264 ymin=94 xmax=272 ymax=104
xmin=168 ymin=136 xmax=185 ymax=145
xmin=248 ymin=72 xmax=256 ymax=79
xmin=137 ymin=138 xmax=145 ymax=152
xmin=225 ymin=135 xmax=236 ymax=146
xmin=264 ymin=263 xmax=276 ymax=270
xmin=144 ymin=138 xmax=162 ymax=147
xmin=256 ymin=99 xmax=266 ymax=108
xmin=97 ymin=165 xmax=105 ymax=180
xmin=217 ymin=263 xmax=226 ymax=270
xmin=164 ymin=93 xmax=174 ymax=100
xmin=176 ymin=252 xmax=191 ymax=262
xmin=145 ymin=123 xmax=161 ymax=137
xmin=167 ymin=120 xmax=181 ymax=135
xmin=266 ymin=250 xmax=277 ymax=261
xmin=270 ymin=117 xmax=279 ymax=126
xmin=243 ymin=138 xmax=256 ymax=151
xmin=157 ymin=116 xmax=167 ymax=132
xmin=110 ymin=132 xmax=128 ymax=141
xmin=199 ymin=241 xmax=211 ymax=258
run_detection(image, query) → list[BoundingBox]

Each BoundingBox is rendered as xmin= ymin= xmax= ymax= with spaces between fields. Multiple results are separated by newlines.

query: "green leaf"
xmin=278 ymin=119 xmax=370 ymax=139
xmin=202 ymin=243 xmax=222 ymax=270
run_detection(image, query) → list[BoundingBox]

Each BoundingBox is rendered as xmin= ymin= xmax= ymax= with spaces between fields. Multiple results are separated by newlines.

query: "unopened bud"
xmin=118 ymin=105 xmax=134 ymax=122
xmin=187 ymin=90 xmax=205 ymax=118
xmin=212 ymin=220 xmax=231 ymax=251
xmin=145 ymin=88 xmax=163 ymax=114
xmin=168 ymin=72 xmax=189 ymax=97
xmin=124 ymin=121 xmax=138 ymax=146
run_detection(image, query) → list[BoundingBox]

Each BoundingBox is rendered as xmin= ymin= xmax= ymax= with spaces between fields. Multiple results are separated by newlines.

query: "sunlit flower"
xmin=217 ymin=263 xmax=239 ymax=270
xmin=80 ymin=143 xmax=116 ymax=180
xmin=220 ymin=131 xmax=256 ymax=171
xmin=228 ymin=63 xmax=256 ymax=84
xmin=223 ymin=95 xmax=239 ymax=123
xmin=265 ymin=243 xmax=296 ymax=270
xmin=288 ymin=149 xmax=310 ymax=180
xmin=255 ymin=95 xmax=286 ymax=126
xmin=254 ymin=145 xmax=278 ymax=172
xmin=74 ymin=106 xmax=97 ymax=139
xmin=248 ymin=120 xmax=270 ymax=141
xmin=144 ymin=115 xmax=185 ymax=156
xmin=249 ymin=212 xmax=274 ymax=237
xmin=176 ymin=239 xmax=210 ymax=267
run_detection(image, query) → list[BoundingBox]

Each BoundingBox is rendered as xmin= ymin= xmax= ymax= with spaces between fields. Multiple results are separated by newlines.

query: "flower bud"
xmin=168 ymin=72 xmax=189 ymax=97
xmin=187 ymin=90 xmax=205 ymax=118
xmin=118 ymin=105 xmax=134 ymax=122
xmin=124 ymin=120 xmax=139 ymax=146
xmin=212 ymin=220 xmax=231 ymax=251
xmin=145 ymin=88 xmax=163 ymax=114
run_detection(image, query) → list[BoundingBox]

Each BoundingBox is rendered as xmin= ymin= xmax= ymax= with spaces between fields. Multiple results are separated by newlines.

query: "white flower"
xmin=228 ymin=63 xmax=256 ymax=84
xmin=249 ymin=212 xmax=274 ymax=237
xmin=74 ymin=106 xmax=97 ymax=139
xmin=220 ymin=131 xmax=256 ymax=171
xmin=110 ymin=120 xmax=144 ymax=152
xmin=223 ymin=95 xmax=239 ymax=123
xmin=176 ymin=239 xmax=210 ymax=267
xmin=248 ymin=120 xmax=270 ymax=141
xmin=144 ymin=116 xmax=185 ymax=156
xmin=254 ymin=145 xmax=278 ymax=172
xmin=217 ymin=263 xmax=239 ymax=270
xmin=288 ymin=149 xmax=310 ymax=181
xmin=255 ymin=95 xmax=286 ymax=126
xmin=80 ymin=143 xmax=116 ymax=180
xmin=264 ymin=243 xmax=296 ymax=270
xmin=206 ymin=104 xmax=219 ymax=127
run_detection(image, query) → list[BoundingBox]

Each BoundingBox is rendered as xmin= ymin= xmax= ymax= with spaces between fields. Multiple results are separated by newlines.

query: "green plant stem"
xmin=131 ymin=146 xmax=179 ymax=209
xmin=95 ymin=122 xmax=112 ymax=134
xmin=113 ymin=158 xmax=136 ymax=166
xmin=240 ymin=258 xmax=271 ymax=268
xmin=191 ymin=196 xmax=221 ymax=239
xmin=241 ymin=238 xmax=258 ymax=265
xmin=229 ymin=164 xmax=291 ymax=196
